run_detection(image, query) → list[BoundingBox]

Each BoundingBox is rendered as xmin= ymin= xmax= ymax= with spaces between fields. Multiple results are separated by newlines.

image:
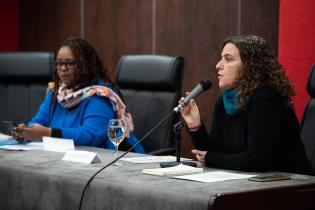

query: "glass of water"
xmin=107 ymin=119 xmax=126 ymax=166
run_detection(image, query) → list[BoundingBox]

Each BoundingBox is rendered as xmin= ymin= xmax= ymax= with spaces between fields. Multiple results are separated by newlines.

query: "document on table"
xmin=0 ymin=133 xmax=13 ymax=141
xmin=0 ymin=138 xmax=19 ymax=146
xmin=43 ymin=136 xmax=75 ymax=152
xmin=0 ymin=133 xmax=43 ymax=150
xmin=174 ymin=171 xmax=256 ymax=183
xmin=0 ymin=142 xmax=44 ymax=151
xmin=0 ymin=136 xmax=74 ymax=152
xmin=121 ymin=156 xmax=192 ymax=164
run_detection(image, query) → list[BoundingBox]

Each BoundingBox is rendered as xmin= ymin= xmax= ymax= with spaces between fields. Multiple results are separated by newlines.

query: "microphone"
xmin=173 ymin=78 xmax=212 ymax=113
xmin=79 ymin=78 xmax=212 ymax=210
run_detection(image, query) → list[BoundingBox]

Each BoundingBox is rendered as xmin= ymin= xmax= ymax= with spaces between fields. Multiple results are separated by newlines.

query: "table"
xmin=0 ymin=147 xmax=314 ymax=210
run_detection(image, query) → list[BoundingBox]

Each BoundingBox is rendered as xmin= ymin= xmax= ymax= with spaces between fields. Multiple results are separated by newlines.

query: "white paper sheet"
xmin=0 ymin=133 xmax=13 ymax=141
xmin=174 ymin=171 xmax=256 ymax=183
xmin=0 ymin=142 xmax=44 ymax=151
xmin=121 ymin=156 xmax=192 ymax=164
xmin=42 ymin=136 xmax=74 ymax=152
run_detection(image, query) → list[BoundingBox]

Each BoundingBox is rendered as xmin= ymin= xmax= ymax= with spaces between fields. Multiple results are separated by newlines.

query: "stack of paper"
xmin=121 ymin=156 xmax=192 ymax=164
xmin=142 ymin=164 xmax=203 ymax=177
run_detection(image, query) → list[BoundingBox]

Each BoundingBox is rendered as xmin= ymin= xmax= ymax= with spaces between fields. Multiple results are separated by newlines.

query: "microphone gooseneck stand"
xmin=79 ymin=78 xmax=212 ymax=210
xmin=175 ymin=121 xmax=184 ymax=163
xmin=79 ymin=110 xmax=176 ymax=210
xmin=159 ymin=121 xmax=196 ymax=168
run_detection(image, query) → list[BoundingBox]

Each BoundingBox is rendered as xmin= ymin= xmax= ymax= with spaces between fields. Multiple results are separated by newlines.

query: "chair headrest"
xmin=307 ymin=63 xmax=315 ymax=98
xmin=116 ymin=55 xmax=184 ymax=91
xmin=0 ymin=52 xmax=54 ymax=82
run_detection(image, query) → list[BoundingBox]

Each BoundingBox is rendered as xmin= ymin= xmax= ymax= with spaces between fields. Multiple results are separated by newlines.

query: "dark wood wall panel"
xmin=19 ymin=0 xmax=279 ymax=158
xmin=19 ymin=0 xmax=80 ymax=53
xmin=84 ymin=0 xmax=152 ymax=73
xmin=155 ymin=0 xmax=239 ymax=157
xmin=241 ymin=0 xmax=279 ymax=53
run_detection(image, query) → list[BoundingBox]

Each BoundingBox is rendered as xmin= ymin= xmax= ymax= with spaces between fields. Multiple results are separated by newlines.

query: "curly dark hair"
xmin=223 ymin=35 xmax=295 ymax=108
xmin=51 ymin=37 xmax=119 ymax=110
xmin=53 ymin=37 xmax=116 ymax=92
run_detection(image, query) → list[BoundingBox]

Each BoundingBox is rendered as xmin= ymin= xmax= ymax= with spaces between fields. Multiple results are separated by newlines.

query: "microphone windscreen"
xmin=200 ymin=79 xmax=212 ymax=91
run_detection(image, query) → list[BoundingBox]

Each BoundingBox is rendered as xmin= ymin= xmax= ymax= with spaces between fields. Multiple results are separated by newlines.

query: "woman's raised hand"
xmin=179 ymin=92 xmax=201 ymax=129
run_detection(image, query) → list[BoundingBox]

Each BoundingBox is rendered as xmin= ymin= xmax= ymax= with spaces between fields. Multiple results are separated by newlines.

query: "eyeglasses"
xmin=55 ymin=60 xmax=76 ymax=69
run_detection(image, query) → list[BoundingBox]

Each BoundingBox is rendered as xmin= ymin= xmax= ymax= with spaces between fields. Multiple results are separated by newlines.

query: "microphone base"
xmin=160 ymin=161 xmax=197 ymax=168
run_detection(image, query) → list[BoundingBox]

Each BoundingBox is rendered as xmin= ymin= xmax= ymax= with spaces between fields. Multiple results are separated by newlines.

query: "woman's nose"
xmin=60 ymin=64 xmax=68 ymax=71
xmin=216 ymin=60 xmax=222 ymax=71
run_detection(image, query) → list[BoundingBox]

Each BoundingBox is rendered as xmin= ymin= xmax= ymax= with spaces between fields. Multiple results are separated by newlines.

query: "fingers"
xmin=15 ymin=125 xmax=48 ymax=141
xmin=178 ymin=92 xmax=190 ymax=103
xmin=189 ymin=98 xmax=196 ymax=105
xmin=178 ymin=97 xmax=185 ymax=104
xmin=11 ymin=124 xmax=41 ymax=141
xmin=19 ymin=127 xmax=34 ymax=139
xmin=178 ymin=97 xmax=195 ymax=107
xmin=13 ymin=127 xmax=32 ymax=140
xmin=192 ymin=149 xmax=202 ymax=155
xmin=11 ymin=128 xmax=25 ymax=141
xmin=18 ymin=123 xmax=27 ymax=128
xmin=191 ymin=149 xmax=206 ymax=164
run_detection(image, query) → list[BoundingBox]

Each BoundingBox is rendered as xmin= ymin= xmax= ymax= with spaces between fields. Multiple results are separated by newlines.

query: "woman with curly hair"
xmin=180 ymin=35 xmax=312 ymax=174
xmin=12 ymin=37 xmax=145 ymax=153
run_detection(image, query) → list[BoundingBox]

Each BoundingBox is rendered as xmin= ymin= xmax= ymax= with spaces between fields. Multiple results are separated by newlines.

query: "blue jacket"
xmin=28 ymin=88 xmax=145 ymax=153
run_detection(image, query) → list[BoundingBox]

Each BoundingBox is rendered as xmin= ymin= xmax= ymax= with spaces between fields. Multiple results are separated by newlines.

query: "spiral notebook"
xmin=142 ymin=164 xmax=203 ymax=177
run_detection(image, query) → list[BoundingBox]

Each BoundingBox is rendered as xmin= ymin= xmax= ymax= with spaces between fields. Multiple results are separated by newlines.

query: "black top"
xmin=189 ymin=86 xmax=313 ymax=175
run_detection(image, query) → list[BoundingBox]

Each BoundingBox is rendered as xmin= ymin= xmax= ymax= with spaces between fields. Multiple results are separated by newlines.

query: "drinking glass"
xmin=107 ymin=119 xmax=126 ymax=166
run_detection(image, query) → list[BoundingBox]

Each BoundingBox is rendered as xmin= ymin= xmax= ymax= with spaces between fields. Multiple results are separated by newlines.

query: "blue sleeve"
xmin=126 ymin=133 xmax=145 ymax=153
xmin=61 ymin=96 xmax=115 ymax=147
xmin=28 ymin=91 xmax=53 ymax=126
xmin=104 ymin=132 xmax=145 ymax=154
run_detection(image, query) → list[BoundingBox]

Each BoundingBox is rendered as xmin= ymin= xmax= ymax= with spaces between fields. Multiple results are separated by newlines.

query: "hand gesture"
xmin=13 ymin=124 xmax=51 ymax=141
xmin=11 ymin=123 xmax=27 ymax=141
xmin=179 ymin=92 xmax=201 ymax=128
xmin=192 ymin=149 xmax=207 ymax=164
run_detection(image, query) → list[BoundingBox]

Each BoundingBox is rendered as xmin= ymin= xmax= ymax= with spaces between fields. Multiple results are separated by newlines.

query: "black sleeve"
xmin=51 ymin=128 xmax=62 ymax=138
xmin=205 ymin=93 xmax=281 ymax=172
xmin=188 ymin=122 xmax=211 ymax=150
xmin=188 ymin=96 xmax=222 ymax=151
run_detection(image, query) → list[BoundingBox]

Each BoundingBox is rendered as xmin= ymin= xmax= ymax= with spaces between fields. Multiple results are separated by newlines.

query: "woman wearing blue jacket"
xmin=12 ymin=37 xmax=145 ymax=153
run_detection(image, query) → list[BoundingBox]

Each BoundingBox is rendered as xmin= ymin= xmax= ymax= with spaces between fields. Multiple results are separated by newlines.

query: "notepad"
xmin=142 ymin=164 xmax=203 ymax=177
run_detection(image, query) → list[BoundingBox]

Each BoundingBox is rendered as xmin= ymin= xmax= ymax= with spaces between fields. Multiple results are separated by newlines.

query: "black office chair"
xmin=116 ymin=55 xmax=184 ymax=155
xmin=0 ymin=52 xmax=54 ymax=124
xmin=301 ymin=63 xmax=315 ymax=172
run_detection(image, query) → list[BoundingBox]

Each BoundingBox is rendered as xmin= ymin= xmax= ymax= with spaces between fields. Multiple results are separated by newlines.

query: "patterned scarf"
xmin=57 ymin=83 xmax=134 ymax=137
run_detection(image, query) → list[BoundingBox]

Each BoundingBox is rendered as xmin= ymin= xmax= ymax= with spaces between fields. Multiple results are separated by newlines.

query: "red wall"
xmin=279 ymin=0 xmax=315 ymax=120
xmin=0 ymin=0 xmax=19 ymax=51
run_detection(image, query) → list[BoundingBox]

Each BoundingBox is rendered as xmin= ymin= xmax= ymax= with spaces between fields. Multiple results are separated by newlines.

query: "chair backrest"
xmin=116 ymin=55 xmax=184 ymax=154
xmin=0 ymin=52 xmax=54 ymax=123
xmin=301 ymin=63 xmax=315 ymax=171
